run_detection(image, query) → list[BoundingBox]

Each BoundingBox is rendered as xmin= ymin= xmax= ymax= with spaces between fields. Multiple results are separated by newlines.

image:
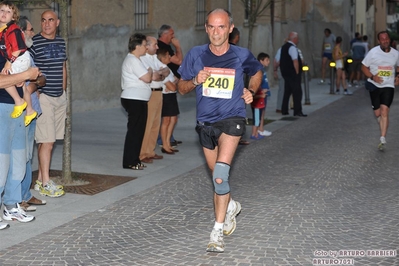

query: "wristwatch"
xmin=248 ymin=89 xmax=255 ymax=96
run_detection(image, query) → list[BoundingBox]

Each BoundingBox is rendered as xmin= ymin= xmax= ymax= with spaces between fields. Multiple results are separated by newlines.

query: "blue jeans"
xmin=0 ymin=103 xmax=26 ymax=207
xmin=21 ymin=119 xmax=36 ymax=201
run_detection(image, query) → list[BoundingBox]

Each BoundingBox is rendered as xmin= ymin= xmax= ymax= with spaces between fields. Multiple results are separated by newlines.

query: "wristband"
xmin=192 ymin=77 xmax=200 ymax=86
xmin=248 ymin=89 xmax=255 ymax=97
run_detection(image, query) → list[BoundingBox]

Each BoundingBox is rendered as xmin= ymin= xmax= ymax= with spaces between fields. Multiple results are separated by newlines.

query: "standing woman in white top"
xmin=121 ymin=33 xmax=153 ymax=170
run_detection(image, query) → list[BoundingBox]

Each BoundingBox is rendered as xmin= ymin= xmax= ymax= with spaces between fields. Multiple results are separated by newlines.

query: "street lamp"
xmin=302 ymin=65 xmax=310 ymax=105
xmin=329 ymin=61 xmax=336 ymax=94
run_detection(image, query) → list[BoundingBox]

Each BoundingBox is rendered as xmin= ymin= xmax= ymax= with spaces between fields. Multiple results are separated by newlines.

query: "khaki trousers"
xmin=140 ymin=91 xmax=162 ymax=160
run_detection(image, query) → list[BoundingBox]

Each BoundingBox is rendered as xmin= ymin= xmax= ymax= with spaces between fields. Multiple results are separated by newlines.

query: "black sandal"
xmin=123 ymin=163 xmax=144 ymax=170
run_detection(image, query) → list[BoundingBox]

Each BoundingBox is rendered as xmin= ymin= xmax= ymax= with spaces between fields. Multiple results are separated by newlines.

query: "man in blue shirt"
xmin=0 ymin=56 xmax=40 ymax=229
xmin=178 ymin=8 xmax=263 ymax=253
xmin=350 ymin=34 xmax=366 ymax=86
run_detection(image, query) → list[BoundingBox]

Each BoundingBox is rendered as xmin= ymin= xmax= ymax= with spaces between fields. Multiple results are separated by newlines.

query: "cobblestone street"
xmin=0 ymin=88 xmax=398 ymax=265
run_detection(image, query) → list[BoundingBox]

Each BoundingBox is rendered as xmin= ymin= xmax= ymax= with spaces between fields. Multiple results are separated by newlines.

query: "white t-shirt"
xmin=140 ymin=53 xmax=167 ymax=89
xmin=121 ymin=53 xmax=151 ymax=100
xmin=323 ymin=34 xmax=336 ymax=53
xmin=287 ymin=41 xmax=299 ymax=60
xmin=362 ymin=46 xmax=399 ymax=88
xmin=162 ymin=70 xmax=177 ymax=94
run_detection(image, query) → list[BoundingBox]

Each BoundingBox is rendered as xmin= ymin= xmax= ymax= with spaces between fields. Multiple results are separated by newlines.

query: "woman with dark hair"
xmin=333 ymin=36 xmax=351 ymax=95
xmin=121 ymin=33 xmax=153 ymax=170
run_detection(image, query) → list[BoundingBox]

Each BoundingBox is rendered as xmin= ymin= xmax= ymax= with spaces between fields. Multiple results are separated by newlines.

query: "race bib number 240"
xmin=202 ymin=67 xmax=235 ymax=99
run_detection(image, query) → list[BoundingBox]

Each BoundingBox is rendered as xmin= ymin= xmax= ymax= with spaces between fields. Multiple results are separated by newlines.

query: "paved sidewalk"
xmin=1 ymin=80 xmax=398 ymax=265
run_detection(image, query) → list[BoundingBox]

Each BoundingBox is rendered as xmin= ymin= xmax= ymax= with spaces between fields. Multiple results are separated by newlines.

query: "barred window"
xmin=244 ymin=0 xmax=251 ymax=22
xmin=135 ymin=0 xmax=148 ymax=30
xmin=197 ymin=0 xmax=206 ymax=26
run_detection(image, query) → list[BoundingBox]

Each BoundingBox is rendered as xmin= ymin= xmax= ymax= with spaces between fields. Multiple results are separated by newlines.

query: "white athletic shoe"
xmin=0 ymin=218 xmax=10 ymax=230
xmin=206 ymin=228 xmax=224 ymax=253
xmin=34 ymin=179 xmax=63 ymax=191
xmin=3 ymin=204 xmax=35 ymax=223
xmin=223 ymin=200 xmax=242 ymax=236
xmin=258 ymin=130 xmax=272 ymax=137
xmin=344 ymin=89 xmax=353 ymax=95
xmin=378 ymin=137 xmax=386 ymax=151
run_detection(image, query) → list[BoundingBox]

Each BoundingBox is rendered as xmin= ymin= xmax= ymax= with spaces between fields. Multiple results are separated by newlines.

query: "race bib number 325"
xmin=377 ymin=66 xmax=392 ymax=82
xmin=202 ymin=67 xmax=235 ymax=99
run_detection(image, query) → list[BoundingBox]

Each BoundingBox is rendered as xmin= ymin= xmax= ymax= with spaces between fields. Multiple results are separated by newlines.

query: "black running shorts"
xmin=369 ymin=87 xmax=394 ymax=110
xmin=195 ymin=117 xmax=246 ymax=150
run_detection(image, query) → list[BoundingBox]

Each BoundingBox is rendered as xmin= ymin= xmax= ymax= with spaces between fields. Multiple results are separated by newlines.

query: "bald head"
xmin=40 ymin=10 xmax=60 ymax=39
xmin=206 ymin=8 xmax=233 ymax=26
xmin=146 ymin=36 xmax=157 ymax=45
xmin=42 ymin=10 xmax=58 ymax=19
xmin=146 ymin=36 xmax=158 ymax=55
xmin=288 ymin=32 xmax=299 ymax=45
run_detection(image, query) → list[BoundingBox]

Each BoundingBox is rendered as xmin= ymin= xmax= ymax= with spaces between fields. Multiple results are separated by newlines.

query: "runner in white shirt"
xmin=361 ymin=31 xmax=399 ymax=150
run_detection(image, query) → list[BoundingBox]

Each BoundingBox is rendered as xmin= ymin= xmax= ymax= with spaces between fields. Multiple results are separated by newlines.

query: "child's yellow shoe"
xmin=10 ymin=101 xmax=27 ymax=118
xmin=25 ymin=111 xmax=38 ymax=127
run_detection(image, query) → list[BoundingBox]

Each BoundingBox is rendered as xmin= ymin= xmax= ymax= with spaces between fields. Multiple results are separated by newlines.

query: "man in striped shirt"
xmin=29 ymin=10 xmax=66 ymax=198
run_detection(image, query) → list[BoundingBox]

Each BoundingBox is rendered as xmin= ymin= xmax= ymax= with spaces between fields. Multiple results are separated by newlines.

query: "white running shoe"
xmin=344 ymin=89 xmax=353 ymax=95
xmin=0 ymin=218 xmax=10 ymax=230
xmin=3 ymin=204 xmax=35 ymax=223
xmin=258 ymin=130 xmax=272 ymax=137
xmin=206 ymin=228 xmax=224 ymax=253
xmin=223 ymin=200 xmax=242 ymax=236
xmin=34 ymin=179 xmax=64 ymax=191
xmin=39 ymin=182 xmax=65 ymax=198
xmin=378 ymin=137 xmax=386 ymax=151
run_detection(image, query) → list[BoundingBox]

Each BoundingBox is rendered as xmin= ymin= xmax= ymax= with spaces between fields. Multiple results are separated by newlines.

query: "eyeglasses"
xmin=26 ymin=28 xmax=34 ymax=32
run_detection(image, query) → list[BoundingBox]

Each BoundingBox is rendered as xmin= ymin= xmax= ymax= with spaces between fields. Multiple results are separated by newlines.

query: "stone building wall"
xmin=20 ymin=0 xmax=354 ymax=112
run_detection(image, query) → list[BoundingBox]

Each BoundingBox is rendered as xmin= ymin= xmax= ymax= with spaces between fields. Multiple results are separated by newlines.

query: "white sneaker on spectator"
xmin=34 ymin=179 xmax=63 ymax=191
xmin=344 ymin=89 xmax=353 ymax=95
xmin=0 ymin=218 xmax=10 ymax=230
xmin=258 ymin=130 xmax=272 ymax=137
xmin=3 ymin=204 xmax=35 ymax=223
